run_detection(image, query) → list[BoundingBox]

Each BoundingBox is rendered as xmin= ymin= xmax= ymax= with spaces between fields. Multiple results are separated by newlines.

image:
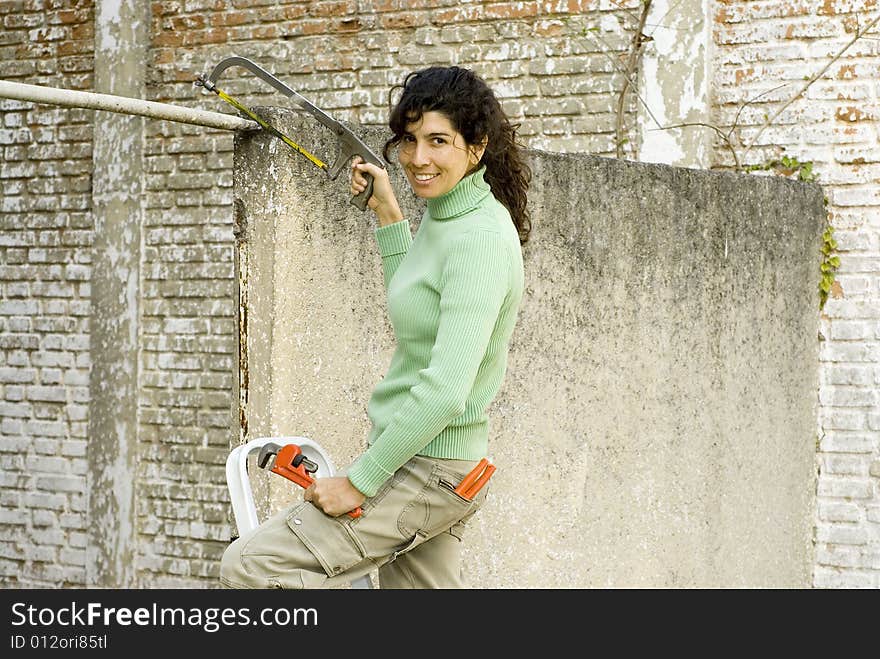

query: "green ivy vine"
xmin=744 ymin=156 xmax=837 ymax=310
xmin=820 ymin=211 xmax=839 ymax=311
xmin=743 ymin=155 xmax=816 ymax=182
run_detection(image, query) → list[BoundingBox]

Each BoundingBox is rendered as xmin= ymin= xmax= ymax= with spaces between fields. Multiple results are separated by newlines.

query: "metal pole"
xmin=0 ymin=79 xmax=256 ymax=131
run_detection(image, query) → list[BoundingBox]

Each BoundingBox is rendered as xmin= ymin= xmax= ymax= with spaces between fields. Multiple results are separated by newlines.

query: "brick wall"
xmin=713 ymin=2 xmax=880 ymax=588
xmin=1 ymin=1 xmax=877 ymax=588
xmin=0 ymin=0 xmax=94 ymax=587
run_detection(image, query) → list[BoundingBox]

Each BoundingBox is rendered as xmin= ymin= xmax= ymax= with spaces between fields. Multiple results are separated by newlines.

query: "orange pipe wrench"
xmin=454 ymin=458 xmax=496 ymax=500
xmin=257 ymin=443 xmax=362 ymax=518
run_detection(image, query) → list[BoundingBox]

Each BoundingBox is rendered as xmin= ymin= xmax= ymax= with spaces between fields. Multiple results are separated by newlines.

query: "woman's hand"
xmin=351 ymin=156 xmax=404 ymax=227
xmin=304 ymin=476 xmax=366 ymax=517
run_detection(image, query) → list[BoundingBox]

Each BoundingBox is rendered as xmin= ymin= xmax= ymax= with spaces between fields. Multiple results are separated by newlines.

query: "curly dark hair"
xmin=383 ymin=66 xmax=532 ymax=245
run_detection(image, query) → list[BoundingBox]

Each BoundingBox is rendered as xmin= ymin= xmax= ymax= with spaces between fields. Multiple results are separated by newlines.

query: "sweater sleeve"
xmin=374 ymin=220 xmax=412 ymax=290
xmin=348 ymin=229 xmax=510 ymax=496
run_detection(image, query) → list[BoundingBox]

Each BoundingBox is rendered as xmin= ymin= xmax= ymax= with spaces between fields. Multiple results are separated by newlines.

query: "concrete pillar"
xmin=637 ymin=0 xmax=713 ymax=168
xmin=86 ymin=0 xmax=148 ymax=588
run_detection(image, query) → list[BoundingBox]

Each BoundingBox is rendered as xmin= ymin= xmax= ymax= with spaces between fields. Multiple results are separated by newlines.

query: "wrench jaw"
xmin=256 ymin=442 xmax=317 ymax=473
xmin=258 ymin=444 xmax=316 ymax=490
xmin=257 ymin=442 xmax=282 ymax=470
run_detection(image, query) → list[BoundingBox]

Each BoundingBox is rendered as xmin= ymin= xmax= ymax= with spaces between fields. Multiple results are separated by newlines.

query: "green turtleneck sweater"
xmin=347 ymin=167 xmax=525 ymax=497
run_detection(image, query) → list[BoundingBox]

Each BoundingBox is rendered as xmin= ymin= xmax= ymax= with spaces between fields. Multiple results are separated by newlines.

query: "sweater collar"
xmin=427 ymin=166 xmax=491 ymax=220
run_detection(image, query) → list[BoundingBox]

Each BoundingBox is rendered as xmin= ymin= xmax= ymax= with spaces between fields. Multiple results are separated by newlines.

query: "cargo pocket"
xmin=286 ymin=502 xmax=365 ymax=578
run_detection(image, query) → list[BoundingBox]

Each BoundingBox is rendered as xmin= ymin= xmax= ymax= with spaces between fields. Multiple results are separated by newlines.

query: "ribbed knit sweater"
xmin=346 ymin=167 xmax=525 ymax=497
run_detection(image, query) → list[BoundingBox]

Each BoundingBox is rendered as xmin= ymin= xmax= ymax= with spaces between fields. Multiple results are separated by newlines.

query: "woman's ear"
xmin=469 ymin=137 xmax=488 ymax=166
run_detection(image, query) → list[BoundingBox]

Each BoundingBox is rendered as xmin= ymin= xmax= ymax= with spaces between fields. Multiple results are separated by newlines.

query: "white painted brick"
xmin=67 ymin=531 xmax=87 ymax=548
xmin=813 ymin=566 xmax=879 ymax=589
xmin=821 ymin=453 xmax=869 ymax=476
xmin=39 ymin=368 xmax=61 ymax=385
xmin=818 ymin=501 xmax=863 ymax=523
xmin=57 ymin=435 xmax=86 ymax=455
xmin=6 ymin=352 xmax=29 ymax=367
xmin=817 ymin=477 xmax=873 ymax=499
xmin=834 ymin=229 xmax=877 ymax=254
xmin=26 ymin=386 xmax=66 ymax=403
xmin=24 ymin=420 xmax=67 ymax=437
xmin=819 ymin=408 xmax=866 ymax=430
xmin=819 ymin=386 xmax=877 ymax=406
xmin=823 ymin=365 xmax=873 ymax=386
xmin=834 ymin=144 xmax=880 ymax=165
xmin=863 ymin=551 xmax=880 ymax=570
xmin=833 ymin=186 xmax=880 ymax=207
xmin=815 ymin=524 xmax=869 ymax=545
xmin=34 ymin=475 xmax=84 ymax=493
xmin=30 ymin=352 xmax=74 ymax=368
xmin=17 ymin=435 xmax=47 ymax=456
xmin=820 ymin=340 xmax=880 ymax=363
xmin=832 ymin=275 xmax=871 ymax=297
xmin=815 ymin=545 xmax=862 ymax=567
xmin=0 ymin=369 xmax=35 ymax=384
xmin=818 ymin=164 xmax=880 ymax=186
xmin=30 ymin=528 xmax=66 ymax=546
xmin=25 ymin=455 xmax=72 ymax=473
xmin=823 ymin=300 xmax=880 ymax=321
xmin=0 ymin=418 xmax=23 ymax=435
xmin=0 ymin=510 xmax=29 ymax=525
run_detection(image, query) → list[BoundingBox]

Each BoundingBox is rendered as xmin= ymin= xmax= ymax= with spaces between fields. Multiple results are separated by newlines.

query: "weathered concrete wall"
xmin=235 ymin=110 xmax=825 ymax=588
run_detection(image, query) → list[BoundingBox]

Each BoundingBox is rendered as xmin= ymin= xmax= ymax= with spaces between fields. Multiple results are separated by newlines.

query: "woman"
xmin=220 ymin=65 xmax=530 ymax=589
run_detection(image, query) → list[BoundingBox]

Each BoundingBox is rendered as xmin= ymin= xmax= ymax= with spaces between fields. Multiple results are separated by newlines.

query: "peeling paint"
xmin=638 ymin=0 xmax=712 ymax=168
xmin=96 ymin=0 xmax=122 ymax=54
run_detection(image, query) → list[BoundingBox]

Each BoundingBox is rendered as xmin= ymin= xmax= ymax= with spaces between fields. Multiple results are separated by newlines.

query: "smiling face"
xmin=397 ymin=111 xmax=486 ymax=199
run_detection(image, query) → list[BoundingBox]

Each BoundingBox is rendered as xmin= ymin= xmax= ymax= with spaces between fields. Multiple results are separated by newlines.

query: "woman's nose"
xmin=410 ymin=141 xmax=430 ymax=166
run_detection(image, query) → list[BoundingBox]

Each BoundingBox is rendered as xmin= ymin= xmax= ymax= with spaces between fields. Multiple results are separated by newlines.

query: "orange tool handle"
xmin=454 ymin=458 xmax=495 ymax=501
xmin=462 ymin=464 xmax=495 ymax=500
xmin=271 ymin=444 xmax=362 ymax=518
xmin=454 ymin=458 xmax=488 ymax=497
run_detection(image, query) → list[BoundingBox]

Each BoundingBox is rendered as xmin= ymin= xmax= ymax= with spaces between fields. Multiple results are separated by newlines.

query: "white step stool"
xmin=225 ymin=436 xmax=373 ymax=589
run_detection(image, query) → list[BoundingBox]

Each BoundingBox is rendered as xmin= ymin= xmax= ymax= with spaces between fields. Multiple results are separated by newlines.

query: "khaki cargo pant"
xmin=220 ymin=454 xmax=489 ymax=589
